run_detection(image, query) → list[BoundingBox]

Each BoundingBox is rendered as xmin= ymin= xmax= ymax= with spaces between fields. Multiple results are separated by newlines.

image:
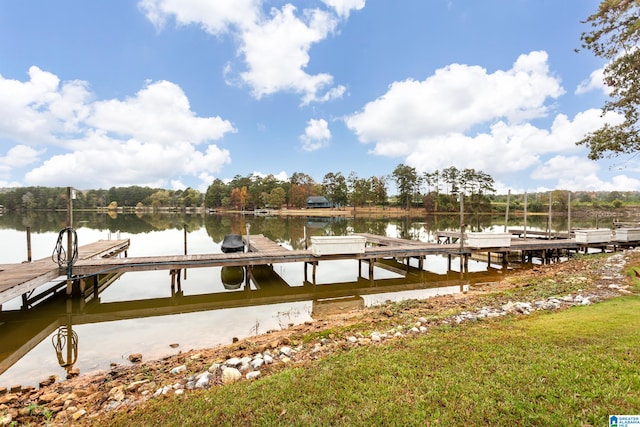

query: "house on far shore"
xmin=306 ymin=196 xmax=331 ymax=208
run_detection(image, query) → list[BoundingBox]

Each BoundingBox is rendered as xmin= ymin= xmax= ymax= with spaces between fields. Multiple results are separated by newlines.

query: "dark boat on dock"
xmin=221 ymin=234 xmax=244 ymax=253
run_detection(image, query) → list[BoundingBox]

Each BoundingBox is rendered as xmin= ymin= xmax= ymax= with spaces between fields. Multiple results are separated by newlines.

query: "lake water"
xmin=0 ymin=210 xmax=596 ymax=389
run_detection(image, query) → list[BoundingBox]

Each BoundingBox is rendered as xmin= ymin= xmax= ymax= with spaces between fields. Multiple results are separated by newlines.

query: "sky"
xmin=0 ymin=0 xmax=637 ymax=195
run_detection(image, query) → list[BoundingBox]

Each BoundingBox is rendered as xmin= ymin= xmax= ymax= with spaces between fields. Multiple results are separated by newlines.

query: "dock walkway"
xmin=3 ymin=232 xmax=635 ymax=306
xmin=0 ymin=239 xmax=130 ymax=306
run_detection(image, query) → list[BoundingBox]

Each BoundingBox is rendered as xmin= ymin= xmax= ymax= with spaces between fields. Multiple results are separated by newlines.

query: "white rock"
xmin=222 ymin=367 xmax=242 ymax=384
xmin=280 ymin=355 xmax=291 ymax=364
xmin=170 ymin=365 xmax=187 ymax=374
xmin=418 ymin=317 xmax=428 ymax=325
xmin=347 ymin=336 xmax=358 ymax=343
xmin=263 ymin=354 xmax=274 ymax=364
xmin=419 ymin=326 xmax=428 ymax=333
xmin=251 ymin=358 xmax=264 ymax=370
xmin=196 ymin=372 xmax=211 ymax=388
xmin=246 ymin=371 xmax=261 ymax=380
xmin=225 ymin=357 xmax=242 ymax=367
xmin=280 ymin=346 xmax=292 ymax=356
xmin=175 ymin=389 xmax=185 ymax=396
xmin=370 ymin=332 xmax=381 ymax=342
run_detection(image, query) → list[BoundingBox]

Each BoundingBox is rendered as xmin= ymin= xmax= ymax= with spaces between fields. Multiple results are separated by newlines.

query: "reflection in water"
xmin=221 ymin=266 xmax=245 ymax=290
xmin=52 ymin=325 xmax=78 ymax=379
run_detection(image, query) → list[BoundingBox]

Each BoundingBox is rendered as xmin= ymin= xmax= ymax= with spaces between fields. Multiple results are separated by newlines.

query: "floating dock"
xmin=1 ymin=230 xmax=637 ymax=308
xmin=0 ymin=239 xmax=130 ymax=307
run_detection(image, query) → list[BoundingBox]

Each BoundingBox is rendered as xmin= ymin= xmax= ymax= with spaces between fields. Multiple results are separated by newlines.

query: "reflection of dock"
xmin=0 ymin=240 xmax=130 ymax=307
xmin=0 ymin=258 xmax=472 ymax=378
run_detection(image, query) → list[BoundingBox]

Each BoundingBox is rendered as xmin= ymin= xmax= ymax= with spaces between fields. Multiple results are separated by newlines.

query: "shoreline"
xmin=0 ymin=248 xmax=637 ymax=425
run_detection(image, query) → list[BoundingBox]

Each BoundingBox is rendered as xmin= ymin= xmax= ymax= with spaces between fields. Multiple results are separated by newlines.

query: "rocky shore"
xmin=0 ymin=250 xmax=637 ymax=426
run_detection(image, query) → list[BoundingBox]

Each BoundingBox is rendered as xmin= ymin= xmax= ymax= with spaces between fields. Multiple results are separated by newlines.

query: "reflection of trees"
xmin=1 ymin=212 xmax=610 ymax=253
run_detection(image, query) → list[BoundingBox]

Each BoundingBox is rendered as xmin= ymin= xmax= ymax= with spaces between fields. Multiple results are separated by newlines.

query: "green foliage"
xmin=109 ymin=298 xmax=640 ymax=426
xmin=579 ymin=1 xmax=640 ymax=160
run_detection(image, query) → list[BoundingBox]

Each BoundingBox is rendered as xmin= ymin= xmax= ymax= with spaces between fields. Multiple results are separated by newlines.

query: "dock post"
xmin=65 ymin=186 xmax=76 ymax=297
xmin=548 ymin=192 xmax=552 ymax=239
xmin=93 ymin=275 xmax=99 ymax=297
xmin=26 ymin=226 xmax=32 ymax=262
xmin=567 ymin=191 xmax=571 ymax=237
xmin=368 ymin=259 xmax=374 ymax=280
xmin=523 ymin=192 xmax=527 ymax=239
xmin=304 ymin=262 xmax=308 ymax=282
xmin=312 ymin=262 xmax=317 ymax=285
xmin=183 ymin=225 xmax=188 ymax=280
xmin=503 ymin=189 xmax=510 ymax=232
xmin=170 ymin=269 xmax=176 ymax=295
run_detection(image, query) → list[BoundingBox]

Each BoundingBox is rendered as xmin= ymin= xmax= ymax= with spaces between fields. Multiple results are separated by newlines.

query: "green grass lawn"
xmin=106 ymin=296 xmax=640 ymax=426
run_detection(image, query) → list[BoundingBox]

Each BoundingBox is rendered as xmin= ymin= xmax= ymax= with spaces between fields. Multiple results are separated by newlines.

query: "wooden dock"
xmin=69 ymin=232 xmax=633 ymax=279
xmin=0 ymin=239 xmax=130 ymax=306
xmin=2 ymin=231 xmax=635 ymax=307
xmin=69 ymin=234 xmax=466 ymax=278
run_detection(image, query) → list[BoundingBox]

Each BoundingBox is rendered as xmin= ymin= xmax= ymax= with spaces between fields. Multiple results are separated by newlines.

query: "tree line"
xmin=205 ymin=164 xmax=499 ymax=212
xmin=1 ymin=164 xmax=638 ymax=212
xmin=0 ymin=165 xmax=494 ymax=212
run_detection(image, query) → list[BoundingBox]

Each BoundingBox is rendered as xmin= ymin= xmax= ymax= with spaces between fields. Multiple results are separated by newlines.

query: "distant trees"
xmin=322 ymin=172 xmax=348 ymax=207
xmin=392 ymin=164 xmax=419 ymax=210
xmin=389 ymin=164 xmax=496 ymax=212
xmin=0 ymin=185 xmax=204 ymax=212
xmin=3 ymin=171 xmax=640 ymax=213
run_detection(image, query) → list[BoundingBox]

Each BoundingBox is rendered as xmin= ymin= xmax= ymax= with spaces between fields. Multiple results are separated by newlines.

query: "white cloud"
xmin=0 ymin=145 xmax=41 ymax=170
xmin=24 ymin=137 xmax=231 ymax=189
xmin=575 ymin=66 xmax=610 ymax=95
xmin=345 ymin=51 xmax=626 ymax=188
xmin=322 ymin=0 xmax=365 ymax=18
xmin=139 ymin=0 xmax=351 ymax=104
xmin=170 ymin=179 xmax=186 ymax=190
xmin=88 ymin=80 xmax=235 ymax=145
xmin=554 ymin=173 xmax=640 ymax=192
xmin=300 ymin=118 xmax=331 ymax=151
xmin=138 ymin=0 xmax=259 ymax=33
xmin=346 ymin=51 xmax=564 ymax=145
xmin=240 ymin=5 xmax=344 ymax=104
xmin=2 ymin=67 xmax=235 ymax=188
xmin=530 ymin=155 xmax=599 ymax=180
xmin=252 ymin=170 xmax=289 ymax=182
xmin=0 ymin=66 xmax=91 ymax=145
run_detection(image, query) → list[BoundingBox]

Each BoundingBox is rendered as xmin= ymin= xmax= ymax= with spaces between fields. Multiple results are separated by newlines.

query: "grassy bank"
xmin=106 ymin=296 xmax=640 ymax=426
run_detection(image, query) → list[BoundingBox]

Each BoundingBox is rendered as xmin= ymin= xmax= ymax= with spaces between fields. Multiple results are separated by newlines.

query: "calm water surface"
xmin=0 ymin=211 xmax=593 ymax=388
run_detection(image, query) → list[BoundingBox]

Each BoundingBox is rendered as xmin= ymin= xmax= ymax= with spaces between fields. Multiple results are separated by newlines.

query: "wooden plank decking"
xmin=69 ymin=231 xmax=622 ymax=278
xmin=0 ymin=239 xmax=130 ymax=306
xmin=3 ymin=232 xmax=634 ymax=306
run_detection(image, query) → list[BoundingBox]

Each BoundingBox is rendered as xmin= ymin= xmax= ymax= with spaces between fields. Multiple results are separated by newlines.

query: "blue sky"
xmin=0 ymin=0 xmax=636 ymax=194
